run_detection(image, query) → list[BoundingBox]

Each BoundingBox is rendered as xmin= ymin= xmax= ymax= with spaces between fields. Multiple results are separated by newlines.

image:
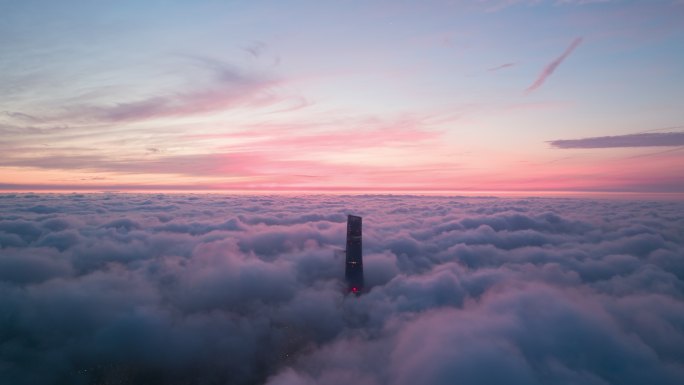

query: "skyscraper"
xmin=345 ymin=215 xmax=364 ymax=294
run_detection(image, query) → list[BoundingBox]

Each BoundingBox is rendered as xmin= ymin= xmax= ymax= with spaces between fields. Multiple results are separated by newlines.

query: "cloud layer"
xmin=1 ymin=194 xmax=683 ymax=385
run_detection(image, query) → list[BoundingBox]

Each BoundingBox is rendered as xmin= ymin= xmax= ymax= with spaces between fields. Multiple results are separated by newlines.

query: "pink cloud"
xmin=526 ymin=37 xmax=583 ymax=93
xmin=232 ymin=125 xmax=439 ymax=154
xmin=2 ymin=143 xmax=683 ymax=194
xmin=182 ymin=115 xmax=444 ymax=157
xmin=2 ymin=151 xmax=680 ymax=194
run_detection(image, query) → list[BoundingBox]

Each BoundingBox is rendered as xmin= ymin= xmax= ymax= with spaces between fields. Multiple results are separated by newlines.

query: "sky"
xmin=1 ymin=193 xmax=683 ymax=384
xmin=1 ymin=0 xmax=684 ymax=195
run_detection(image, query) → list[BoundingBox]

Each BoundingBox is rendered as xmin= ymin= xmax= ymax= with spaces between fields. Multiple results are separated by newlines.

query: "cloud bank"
xmin=1 ymin=194 xmax=683 ymax=385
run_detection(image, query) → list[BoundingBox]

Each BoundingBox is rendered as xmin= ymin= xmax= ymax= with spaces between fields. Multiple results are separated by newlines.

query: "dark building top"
xmin=345 ymin=214 xmax=364 ymax=294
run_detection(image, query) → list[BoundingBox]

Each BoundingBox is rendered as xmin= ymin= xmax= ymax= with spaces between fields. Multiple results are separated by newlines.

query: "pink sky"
xmin=1 ymin=0 xmax=683 ymax=196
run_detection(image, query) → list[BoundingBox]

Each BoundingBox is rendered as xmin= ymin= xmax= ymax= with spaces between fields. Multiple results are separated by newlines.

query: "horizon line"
xmin=1 ymin=188 xmax=682 ymax=200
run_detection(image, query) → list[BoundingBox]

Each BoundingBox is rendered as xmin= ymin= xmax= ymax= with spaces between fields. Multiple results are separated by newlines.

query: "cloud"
xmin=61 ymin=60 xmax=279 ymax=123
xmin=526 ymin=37 xmax=583 ymax=93
xmin=554 ymin=0 xmax=612 ymax=4
xmin=550 ymin=132 xmax=684 ymax=148
xmin=243 ymin=40 xmax=268 ymax=58
xmin=482 ymin=0 xmax=613 ymax=12
xmin=2 ymin=111 xmax=43 ymax=123
xmin=0 ymin=152 xmax=266 ymax=177
xmin=5 ymin=56 xmax=289 ymax=126
xmin=0 ymin=111 xmax=447 ymax=191
xmin=0 ymin=116 xmax=449 ymax=193
xmin=488 ymin=62 xmax=516 ymax=71
xmin=1 ymin=194 xmax=683 ymax=384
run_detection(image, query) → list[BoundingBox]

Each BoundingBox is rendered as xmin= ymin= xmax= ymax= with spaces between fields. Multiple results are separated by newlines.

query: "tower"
xmin=345 ymin=214 xmax=364 ymax=294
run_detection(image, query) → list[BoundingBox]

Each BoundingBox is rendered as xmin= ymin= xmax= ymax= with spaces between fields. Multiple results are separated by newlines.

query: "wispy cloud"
xmin=2 ymin=111 xmax=43 ymax=123
xmin=189 ymin=117 xmax=442 ymax=153
xmin=554 ymin=0 xmax=612 ymax=5
xmin=8 ymin=56 xmax=291 ymax=125
xmin=488 ymin=62 xmax=516 ymax=72
xmin=549 ymin=132 xmax=684 ymax=148
xmin=64 ymin=64 xmax=277 ymax=123
xmin=526 ymin=37 xmax=583 ymax=93
xmin=242 ymin=40 xmax=267 ymax=58
xmin=0 ymin=152 xmax=278 ymax=179
xmin=482 ymin=0 xmax=612 ymax=12
xmin=0 ymin=123 xmax=442 ymax=179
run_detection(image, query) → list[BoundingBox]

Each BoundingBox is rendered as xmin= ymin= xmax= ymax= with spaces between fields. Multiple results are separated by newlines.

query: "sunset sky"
xmin=2 ymin=0 xmax=683 ymax=194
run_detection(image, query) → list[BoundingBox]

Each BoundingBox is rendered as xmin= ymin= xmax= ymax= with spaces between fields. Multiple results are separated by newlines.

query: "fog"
xmin=1 ymin=193 xmax=683 ymax=384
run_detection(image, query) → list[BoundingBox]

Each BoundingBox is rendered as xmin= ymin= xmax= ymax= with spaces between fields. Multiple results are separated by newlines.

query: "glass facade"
xmin=345 ymin=215 xmax=364 ymax=294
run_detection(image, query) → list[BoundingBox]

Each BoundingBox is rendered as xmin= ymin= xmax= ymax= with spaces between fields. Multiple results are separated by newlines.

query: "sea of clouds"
xmin=1 ymin=193 xmax=683 ymax=385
